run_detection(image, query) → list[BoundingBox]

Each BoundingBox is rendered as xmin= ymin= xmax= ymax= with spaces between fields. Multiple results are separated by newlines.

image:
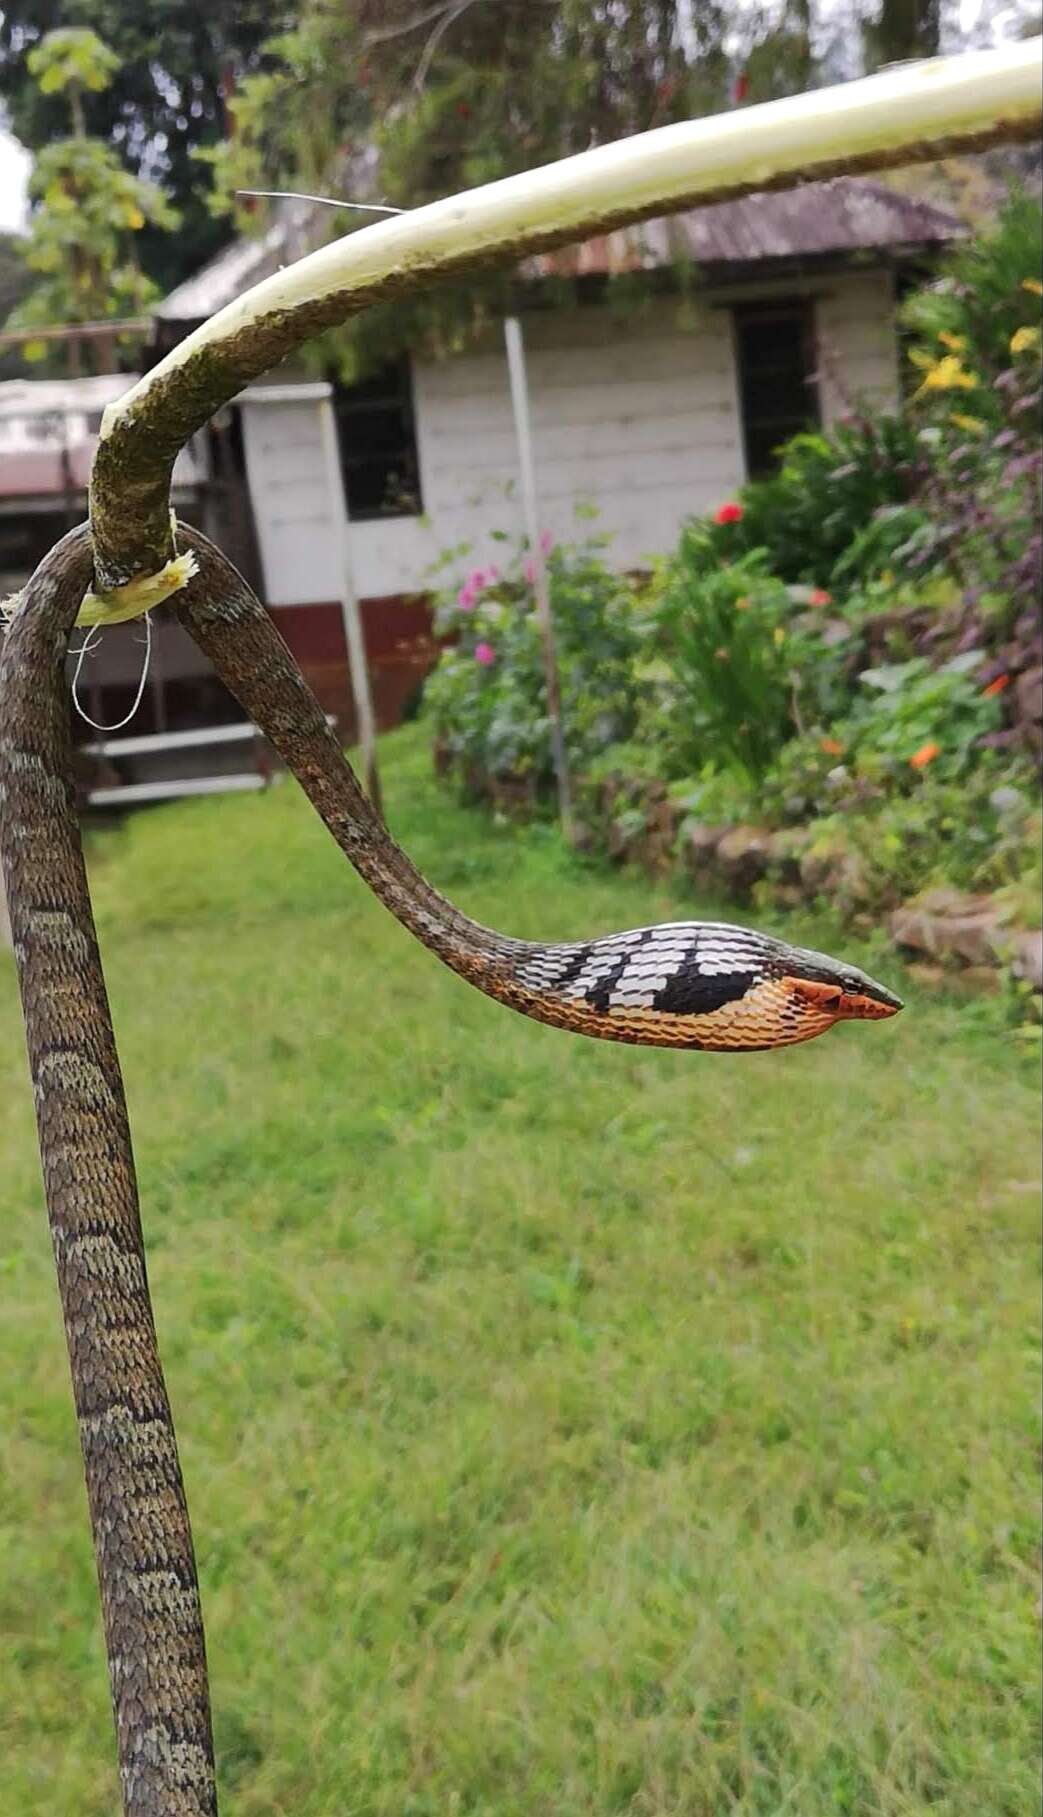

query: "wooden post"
xmin=317 ymin=392 xmax=383 ymax=818
xmin=503 ymin=315 xmax=574 ymax=838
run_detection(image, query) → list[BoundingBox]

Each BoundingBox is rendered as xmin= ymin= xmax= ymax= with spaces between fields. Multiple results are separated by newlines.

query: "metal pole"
xmin=503 ymin=315 xmax=573 ymax=836
xmin=317 ymin=393 xmax=383 ymax=818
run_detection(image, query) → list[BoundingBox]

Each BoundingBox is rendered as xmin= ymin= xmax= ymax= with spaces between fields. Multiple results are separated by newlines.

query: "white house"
xmin=1 ymin=177 xmax=961 ymax=748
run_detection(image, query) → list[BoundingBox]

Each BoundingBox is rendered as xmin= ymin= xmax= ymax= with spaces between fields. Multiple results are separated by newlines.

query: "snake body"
xmin=0 ymin=522 xmax=900 ymax=1813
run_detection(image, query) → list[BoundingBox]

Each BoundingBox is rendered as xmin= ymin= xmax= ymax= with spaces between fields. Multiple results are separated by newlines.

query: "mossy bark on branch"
xmin=88 ymin=44 xmax=1042 ymax=593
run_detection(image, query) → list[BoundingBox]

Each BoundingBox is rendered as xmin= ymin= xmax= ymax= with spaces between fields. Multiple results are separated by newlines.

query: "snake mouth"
xmin=787 ymin=976 xmax=903 ymax=1021
xmin=837 ymin=988 xmax=903 ymax=1020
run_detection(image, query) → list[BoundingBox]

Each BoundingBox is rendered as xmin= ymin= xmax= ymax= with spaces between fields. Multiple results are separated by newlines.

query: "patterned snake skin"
xmin=0 ymin=521 xmax=901 ymax=1812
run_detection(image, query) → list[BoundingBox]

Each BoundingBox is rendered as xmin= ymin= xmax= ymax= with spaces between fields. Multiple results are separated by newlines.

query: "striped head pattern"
xmin=512 ymin=921 xmax=903 ymax=1052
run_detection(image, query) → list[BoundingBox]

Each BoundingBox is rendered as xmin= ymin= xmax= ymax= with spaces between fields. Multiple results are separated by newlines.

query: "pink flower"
xmin=539 ymin=529 xmax=555 ymax=555
xmin=715 ymin=502 xmax=744 ymax=526
xmin=523 ymin=555 xmax=537 ymax=584
xmin=457 ymin=582 xmax=478 ymax=610
xmin=474 ymin=641 xmax=496 ymax=666
xmin=467 ymin=566 xmax=490 ymax=592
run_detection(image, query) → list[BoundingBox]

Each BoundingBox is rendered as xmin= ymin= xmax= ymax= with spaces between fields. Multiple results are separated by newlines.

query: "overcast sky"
xmin=0 ymin=130 xmax=30 ymax=231
xmin=0 ymin=2 xmax=1027 ymax=238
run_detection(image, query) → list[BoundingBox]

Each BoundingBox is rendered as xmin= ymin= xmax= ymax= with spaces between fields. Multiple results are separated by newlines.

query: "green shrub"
xmin=651 ymin=533 xmax=852 ymax=783
xmin=842 ymin=651 xmax=1004 ymax=784
xmin=795 ymin=763 xmax=1039 ymax=914
xmin=900 ymin=186 xmax=1042 ymax=409
xmin=700 ymin=414 xmax=922 ymax=587
xmin=423 ymin=535 xmax=645 ymax=792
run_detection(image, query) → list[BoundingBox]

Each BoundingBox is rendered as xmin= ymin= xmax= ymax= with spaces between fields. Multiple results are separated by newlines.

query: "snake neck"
xmin=175 ymin=528 xmax=527 ymax=989
xmin=174 ymin=526 xmax=901 ymax=1055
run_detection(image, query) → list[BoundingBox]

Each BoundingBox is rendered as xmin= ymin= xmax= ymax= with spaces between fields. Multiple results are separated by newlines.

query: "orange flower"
xmin=819 ymin=737 xmax=844 ymax=756
xmin=982 ymin=674 xmax=1010 ymax=697
xmin=909 ymin=741 xmax=941 ymax=770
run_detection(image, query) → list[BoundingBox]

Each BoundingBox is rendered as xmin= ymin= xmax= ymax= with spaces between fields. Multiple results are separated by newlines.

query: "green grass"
xmin=1 ymin=726 xmax=1039 ymax=1817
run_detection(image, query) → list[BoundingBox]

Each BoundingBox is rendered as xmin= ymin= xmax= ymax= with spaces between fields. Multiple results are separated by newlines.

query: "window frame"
xmin=332 ymin=357 xmax=423 ymax=523
xmin=731 ymin=297 xmax=822 ymax=481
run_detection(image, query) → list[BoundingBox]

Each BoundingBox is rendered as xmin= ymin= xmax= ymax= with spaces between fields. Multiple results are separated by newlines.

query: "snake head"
xmin=780 ymin=945 xmax=904 ymax=1027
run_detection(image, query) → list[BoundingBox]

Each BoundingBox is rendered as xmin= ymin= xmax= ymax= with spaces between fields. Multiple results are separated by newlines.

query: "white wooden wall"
xmin=240 ymin=271 xmax=899 ymax=607
xmin=817 ymin=269 xmax=900 ymax=422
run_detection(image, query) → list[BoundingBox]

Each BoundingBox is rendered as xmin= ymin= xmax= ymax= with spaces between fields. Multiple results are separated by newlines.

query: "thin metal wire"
xmin=234 ymin=191 xmax=405 ymax=214
xmin=72 ymin=613 xmax=153 ymax=733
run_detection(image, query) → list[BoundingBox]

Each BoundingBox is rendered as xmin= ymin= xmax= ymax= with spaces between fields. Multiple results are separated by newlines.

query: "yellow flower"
xmin=773 ymin=626 xmax=786 ymax=646
xmin=1021 ymin=278 xmax=1043 ymax=296
xmin=1010 ymin=325 xmax=1040 ymax=355
xmin=951 ymin=413 xmax=986 ymax=436
xmin=913 ymin=355 xmax=979 ymax=396
xmin=938 ymin=331 xmax=966 ymax=352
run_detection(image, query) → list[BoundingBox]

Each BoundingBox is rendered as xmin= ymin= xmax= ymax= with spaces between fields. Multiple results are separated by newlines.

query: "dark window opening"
xmin=733 ymin=301 xmax=820 ymax=480
xmin=0 ymin=510 xmax=78 ymax=597
xmin=333 ymin=360 xmax=422 ymax=520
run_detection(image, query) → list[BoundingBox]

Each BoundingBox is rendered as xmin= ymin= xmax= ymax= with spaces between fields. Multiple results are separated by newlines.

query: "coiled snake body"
xmin=0 ymin=522 xmax=900 ymax=1813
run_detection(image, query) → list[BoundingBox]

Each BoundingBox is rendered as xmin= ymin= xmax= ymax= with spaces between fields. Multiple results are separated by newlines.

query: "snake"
xmin=0 ymin=518 xmax=901 ymax=1814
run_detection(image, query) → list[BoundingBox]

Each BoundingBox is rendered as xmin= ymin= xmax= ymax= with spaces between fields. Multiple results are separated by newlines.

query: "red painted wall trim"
xmin=269 ymin=595 xmax=437 ymax=737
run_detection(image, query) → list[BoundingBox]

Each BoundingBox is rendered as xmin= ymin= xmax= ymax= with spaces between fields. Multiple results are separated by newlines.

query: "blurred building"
xmin=0 ymin=177 xmax=962 ymax=789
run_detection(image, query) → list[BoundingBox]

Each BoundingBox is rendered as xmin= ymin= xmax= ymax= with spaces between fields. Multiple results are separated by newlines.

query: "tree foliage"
xmin=0 ymin=0 xmax=966 ymax=317
xmin=201 ymin=0 xmax=840 ymax=373
xmin=7 ymin=28 xmax=176 ymax=365
xmin=193 ymin=0 xmax=970 ymax=374
xmin=0 ymin=0 xmax=290 ymax=288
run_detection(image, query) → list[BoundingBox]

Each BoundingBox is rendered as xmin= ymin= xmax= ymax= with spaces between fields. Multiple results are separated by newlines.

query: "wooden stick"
xmin=503 ymin=316 xmax=573 ymax=837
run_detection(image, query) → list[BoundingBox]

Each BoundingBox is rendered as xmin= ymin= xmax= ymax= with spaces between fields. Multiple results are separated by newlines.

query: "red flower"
xmin=909 ymin=741 xmax=941 ymax=771
xmin=809 ymin=588 xmax=833 ymax=607
xmin=732 ymin=71 xmax=750 ymax=104
xmin=715 ymin=502 xmax=744 ymax=525
xmin=982 ymin=674 xmax=1010 ymax=697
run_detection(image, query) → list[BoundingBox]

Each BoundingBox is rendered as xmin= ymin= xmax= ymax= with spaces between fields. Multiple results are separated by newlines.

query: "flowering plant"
xmin=425 ymin=533 xmax=646 ymax=792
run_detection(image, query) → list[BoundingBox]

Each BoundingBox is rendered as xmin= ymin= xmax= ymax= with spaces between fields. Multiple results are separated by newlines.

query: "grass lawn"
xmin=1 ymin=725 xmax=1039 ymax=1816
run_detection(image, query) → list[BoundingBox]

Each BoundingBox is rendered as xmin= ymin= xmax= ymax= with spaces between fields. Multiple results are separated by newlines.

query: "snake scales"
xmin=0 ymin=519 xmax=900 ymax=1813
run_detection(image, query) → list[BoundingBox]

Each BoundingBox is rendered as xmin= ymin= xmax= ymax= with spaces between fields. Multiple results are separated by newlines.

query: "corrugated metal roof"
xmin=156 ymin=214 xmax=303 ymax=323
xmin=0 ymin=371 xmax=205 ymax=501
xmin=0 ymin=371 xmax=136 ymax=418
xmin=157 ymin=176 xmax=962 ymax=324
xmin=522 ymin=179 xmax=963 ymax=278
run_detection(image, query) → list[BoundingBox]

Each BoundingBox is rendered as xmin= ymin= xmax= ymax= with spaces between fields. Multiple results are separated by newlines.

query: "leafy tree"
xmin=8 ymin=28 xmax=176 ymax=369
xmin=199 ymin=0 xmax=967 ymax=376
xmin=0 ymin=0 xmax=290 ymax=289
xmin=204 ymin=0 xmax=824 ymax=372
